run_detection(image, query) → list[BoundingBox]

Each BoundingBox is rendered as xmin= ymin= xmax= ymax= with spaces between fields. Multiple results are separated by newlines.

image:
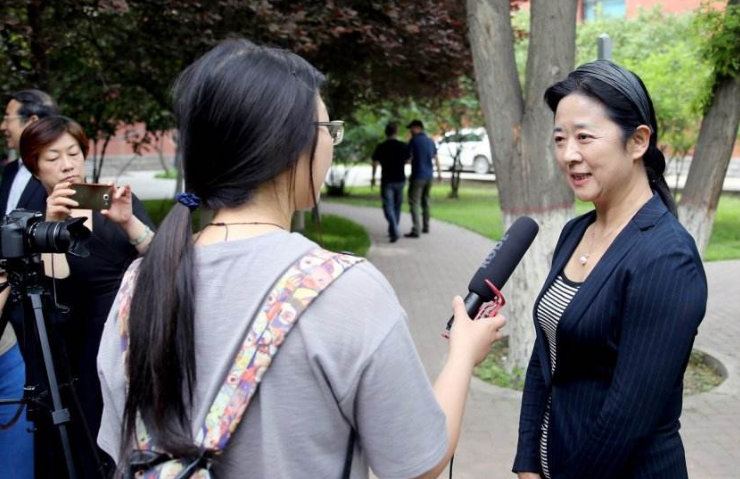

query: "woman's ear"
xmin=631 ymin=125 xmax=651 ymax=161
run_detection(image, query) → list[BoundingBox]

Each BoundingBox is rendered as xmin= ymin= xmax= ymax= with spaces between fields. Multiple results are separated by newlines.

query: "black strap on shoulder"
xmin=342 ymin=429 xmax=355 ymax=479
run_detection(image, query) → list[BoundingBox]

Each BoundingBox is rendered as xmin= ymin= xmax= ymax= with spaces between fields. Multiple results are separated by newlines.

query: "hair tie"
xmin=176 ymin=192 xmax=201 ymax=211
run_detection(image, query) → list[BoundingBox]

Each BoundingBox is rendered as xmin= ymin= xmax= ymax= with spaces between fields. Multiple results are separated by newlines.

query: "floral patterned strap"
xmin=118 ymin=249 xmax=363 ymax=458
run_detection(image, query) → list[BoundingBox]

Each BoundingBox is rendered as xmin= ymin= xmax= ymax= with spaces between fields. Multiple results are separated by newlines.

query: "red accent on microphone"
xmin=476 ymin=279 xmax=506 ymax=319
xmin=441 ymin=279 xmax=506 ymax=339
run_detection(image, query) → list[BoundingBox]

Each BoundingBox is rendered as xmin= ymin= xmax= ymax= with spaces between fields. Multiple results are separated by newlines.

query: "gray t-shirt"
xmin=97 ymin=231 xmax=448 ymax=479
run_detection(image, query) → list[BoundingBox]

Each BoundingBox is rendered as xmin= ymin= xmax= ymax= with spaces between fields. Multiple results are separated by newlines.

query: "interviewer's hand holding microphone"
xmin=422 ymin=217 xmax=538 ymax=479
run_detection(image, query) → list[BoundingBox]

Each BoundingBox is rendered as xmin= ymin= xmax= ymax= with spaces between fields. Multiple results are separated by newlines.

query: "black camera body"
xmin=0 ymin=209 xmax=90 ymax=259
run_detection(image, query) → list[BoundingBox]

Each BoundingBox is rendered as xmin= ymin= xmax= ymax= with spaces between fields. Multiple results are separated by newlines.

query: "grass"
xmin=702 ymin=195 xmax=740 ymax=261
xmin=325 ymin=182 xmax=740 ymax=261
xmin=140 ymin=199 xmax=371 ymax=257
xmin=475 ymin=339 xmax=724 ymax=395
xmin=474 ymin=338 xmax=525 ymax=390
xmin=302 ymin=211 xmax=371 ymax=257
xmin=154 ymin=170 xmax=178 ymax=179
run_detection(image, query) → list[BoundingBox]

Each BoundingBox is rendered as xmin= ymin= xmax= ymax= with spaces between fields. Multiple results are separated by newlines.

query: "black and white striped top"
xmin=536 ymin=274 xmax=581 ymax=479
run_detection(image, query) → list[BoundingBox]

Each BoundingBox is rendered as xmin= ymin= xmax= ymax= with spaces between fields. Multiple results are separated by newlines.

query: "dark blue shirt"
xmin=408 ymin=132 xmax=437 ymax=180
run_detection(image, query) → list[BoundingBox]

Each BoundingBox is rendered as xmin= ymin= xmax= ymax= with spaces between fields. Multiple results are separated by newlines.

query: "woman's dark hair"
xmin=122 ymin=38 xmax=325 ymax=462
xmin=19 ymin=116 xmax=89 ymax=175
xmin=544 ymin=61 xmax=677 ymax=217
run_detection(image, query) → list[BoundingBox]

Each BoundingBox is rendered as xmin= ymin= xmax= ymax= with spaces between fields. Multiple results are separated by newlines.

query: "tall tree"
xmin=467 ymin=0 xmax=578 ymax=371
xmin=678 ymin=0 xmax=740 ymax=256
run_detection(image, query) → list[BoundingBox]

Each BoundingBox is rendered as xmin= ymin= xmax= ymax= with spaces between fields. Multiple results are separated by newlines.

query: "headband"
xmin=575 ymin=60 xmax=653 ymax=132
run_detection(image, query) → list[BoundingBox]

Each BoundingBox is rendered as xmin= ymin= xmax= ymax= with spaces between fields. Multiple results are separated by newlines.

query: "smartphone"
xmin=71 ymin=183 xmax=113 ymax=210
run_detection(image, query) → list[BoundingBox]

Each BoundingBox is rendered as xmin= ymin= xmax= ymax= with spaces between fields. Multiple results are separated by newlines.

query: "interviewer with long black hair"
xmin=513 ymin=61 xmax=707 ymax=479
xmin=96 ymin=39 xmax=505 ymax=479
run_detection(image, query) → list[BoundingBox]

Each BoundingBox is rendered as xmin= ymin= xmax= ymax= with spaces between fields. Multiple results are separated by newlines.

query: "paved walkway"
xmin=322 ymin=201 xmax=740 ymax=479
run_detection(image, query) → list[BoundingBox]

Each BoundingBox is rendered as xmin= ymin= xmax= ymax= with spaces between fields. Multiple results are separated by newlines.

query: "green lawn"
xmin=302 ymin=211 xmax=371 ymax=257
xmin=141 ymin=199 xmax=371 ymax=257
xmin=325 ymin=183 xmax=740 ymax=261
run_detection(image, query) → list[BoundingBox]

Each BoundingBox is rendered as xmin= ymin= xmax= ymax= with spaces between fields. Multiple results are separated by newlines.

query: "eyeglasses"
xmin=317 ymin=121 xmax=344 ymax=146
xmin=1 ymin=115 xmax=22 ymax=123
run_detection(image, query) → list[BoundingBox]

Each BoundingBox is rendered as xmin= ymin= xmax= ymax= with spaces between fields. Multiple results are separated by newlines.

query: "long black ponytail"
xmin=120 ymin=39 xmax=325 ymax=464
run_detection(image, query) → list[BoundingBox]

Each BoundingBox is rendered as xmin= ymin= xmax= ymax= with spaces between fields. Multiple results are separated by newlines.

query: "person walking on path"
xmin=405 ymin=119 xmax=441 ymax=238
xmin=371 ymin=122 xmax=408 ymax=243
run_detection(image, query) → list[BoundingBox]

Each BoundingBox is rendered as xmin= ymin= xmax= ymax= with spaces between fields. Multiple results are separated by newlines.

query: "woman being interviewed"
xmin=18 ymin=116 xmax=155 ymax=477
xmin=96 ymin=39 xmax=505 ymax=479
xmin=513 ymin=60 xmax=707 ymax=479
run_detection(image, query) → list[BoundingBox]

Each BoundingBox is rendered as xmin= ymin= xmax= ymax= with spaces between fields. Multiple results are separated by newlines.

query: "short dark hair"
xmin=8 ymin=89 xmax=59 ymax=122
xmin=407 ymin=119 xmax=424 ymax=130
xmin=385 ymin=122 xmax=398 ymax=137
xmin=544 ymin=65 xmax=677 ymax=217
xmin=19 ymin=116 xmax=89 ymax=175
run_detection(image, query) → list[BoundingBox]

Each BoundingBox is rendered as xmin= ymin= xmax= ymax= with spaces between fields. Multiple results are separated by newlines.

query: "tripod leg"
xmin=30 ymin=293 xmax=78 ymax=479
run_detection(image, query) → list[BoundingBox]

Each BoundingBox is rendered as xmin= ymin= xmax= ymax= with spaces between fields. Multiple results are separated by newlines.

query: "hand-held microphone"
xmin=446 ymin=216 xmax=539 ymax=331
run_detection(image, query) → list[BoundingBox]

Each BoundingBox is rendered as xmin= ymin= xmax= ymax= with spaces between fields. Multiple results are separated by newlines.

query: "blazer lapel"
xmin=533 ymin=212 xmax=595 ymax=386
xmin=556 ymin=195 xmax=668 ymax=339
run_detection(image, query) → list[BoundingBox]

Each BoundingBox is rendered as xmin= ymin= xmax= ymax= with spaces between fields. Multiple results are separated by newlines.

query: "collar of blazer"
xmin=534 ymin=193 xmax=668 ymax=385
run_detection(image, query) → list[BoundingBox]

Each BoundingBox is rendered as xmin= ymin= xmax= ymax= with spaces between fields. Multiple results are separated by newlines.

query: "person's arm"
xmin=371 ymin=161 xmax=379 ymax=189
xmin=0 ymin=272 xmax=10 ymax=313
xmin=102 ymin=185 xmax=154 ymax=254
xmin=434 ymin=155 xmax=442 ymax=182
xmin=411 ymin=297 xmax=505 ymax=479
xmin=350 ymin=293 xmax=505 ymax=479
xmin=553 ymin=249 xmax=706 ymax=479
xmin=42 ymin=181 xmax=79 ymax=279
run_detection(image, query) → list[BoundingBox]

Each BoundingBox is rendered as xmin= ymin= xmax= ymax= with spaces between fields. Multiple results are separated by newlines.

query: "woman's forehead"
xmin=43 ymin=133 xmax=79 ymax=152
xmin=554 ymin=94 xmax=609 ymax=125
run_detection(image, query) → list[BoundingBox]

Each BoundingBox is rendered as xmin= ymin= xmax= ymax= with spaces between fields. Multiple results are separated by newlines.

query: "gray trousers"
xmin=408 ymin=179 xmax=432 ymax=234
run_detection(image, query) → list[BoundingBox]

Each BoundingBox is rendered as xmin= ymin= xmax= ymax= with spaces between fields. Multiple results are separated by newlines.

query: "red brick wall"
xmin=89 ymin=123 xmax=177 ymax=158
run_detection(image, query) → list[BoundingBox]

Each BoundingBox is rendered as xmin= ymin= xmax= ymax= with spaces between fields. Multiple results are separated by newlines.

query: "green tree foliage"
xmin=0 ymin=0 xmax=472 ymax=179
xmin=693 ymin=2 xmax=740 ymax=110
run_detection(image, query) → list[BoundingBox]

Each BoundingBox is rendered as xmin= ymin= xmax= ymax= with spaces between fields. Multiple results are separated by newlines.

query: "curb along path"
xmin=321 ymin=201 xmax=740 ymax=479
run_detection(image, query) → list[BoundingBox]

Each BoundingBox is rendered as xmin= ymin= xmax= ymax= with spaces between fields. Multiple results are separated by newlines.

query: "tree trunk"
xmin=677 ymin=1 xmax=740 ymax=256
xmin=468 ymin=0 xmax=577 ymax=371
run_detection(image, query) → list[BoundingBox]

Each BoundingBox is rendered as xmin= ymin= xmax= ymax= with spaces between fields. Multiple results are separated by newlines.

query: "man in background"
xmin=405 ymin=119 xmax=441 ymax=238
xmin=371 ymin=122 xmax=408 ymax=243
xmin=0 ymin=89 xmax=58 ymax=215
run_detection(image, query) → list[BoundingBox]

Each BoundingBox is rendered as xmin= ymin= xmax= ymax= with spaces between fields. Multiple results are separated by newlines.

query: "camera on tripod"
xmin=0 ymin=209 xmax=90 ymax=260
xmin=0 ymin=209 xmax=91 ymax=479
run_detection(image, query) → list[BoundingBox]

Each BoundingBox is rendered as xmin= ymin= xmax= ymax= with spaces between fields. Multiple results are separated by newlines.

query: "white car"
xmin=436 ymin=127 xmax=494 ymax=175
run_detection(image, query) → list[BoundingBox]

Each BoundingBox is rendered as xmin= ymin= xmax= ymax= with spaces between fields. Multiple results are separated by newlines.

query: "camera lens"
xmin=29 ymin=221 xmax=71 ymax=253
xmin=27 ymin=218 xmax=91 ymax=257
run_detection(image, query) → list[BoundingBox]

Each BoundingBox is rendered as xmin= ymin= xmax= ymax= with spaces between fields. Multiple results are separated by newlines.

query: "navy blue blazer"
xmin=513 ymin=194 xmax=707 ymax=479
xmin=0 ymin=159 xmax=47 ymax=216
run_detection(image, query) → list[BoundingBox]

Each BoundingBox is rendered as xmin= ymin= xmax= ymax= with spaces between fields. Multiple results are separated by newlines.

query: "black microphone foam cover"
xmin=468 ymin=216 xmax=539 ymax=300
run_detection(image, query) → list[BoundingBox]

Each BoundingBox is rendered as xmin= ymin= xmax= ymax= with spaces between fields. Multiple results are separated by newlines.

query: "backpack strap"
xmin=117 ymin=248 xmax=363 ymax=459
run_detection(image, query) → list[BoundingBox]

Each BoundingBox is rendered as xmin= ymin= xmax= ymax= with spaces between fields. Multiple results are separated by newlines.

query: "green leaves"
xmin=693 ymin=2 xmax=740 ymax=112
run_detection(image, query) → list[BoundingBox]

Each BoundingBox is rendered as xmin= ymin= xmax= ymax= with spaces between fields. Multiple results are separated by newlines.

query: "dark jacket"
xmin=513 ymin=194 xmax=707 ymax=479
xmin=0 ymin=159 xmax=47 ymax=216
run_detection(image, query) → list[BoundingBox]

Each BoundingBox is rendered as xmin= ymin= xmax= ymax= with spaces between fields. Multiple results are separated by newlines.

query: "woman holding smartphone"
xmin=18 ymin=115 xmax=155 ymax=479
